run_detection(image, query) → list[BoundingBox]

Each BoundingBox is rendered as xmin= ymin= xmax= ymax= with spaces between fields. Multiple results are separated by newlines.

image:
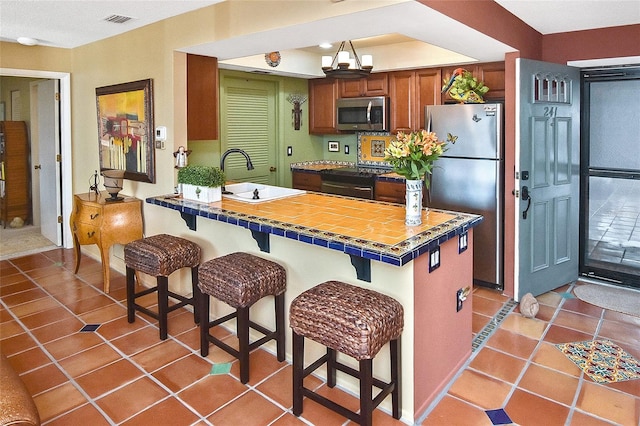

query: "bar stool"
xmin=197 ymin=252 xmax=286 ymax=384
xmin=124 ymin=234 xmax=201 ymax=340
xmin=290 ymin=280 xmax=403 ymax=426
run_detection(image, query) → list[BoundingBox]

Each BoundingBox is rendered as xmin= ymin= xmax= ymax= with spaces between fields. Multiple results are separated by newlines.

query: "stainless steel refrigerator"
xmin=425 ymin=103 xmax=504 ymax=289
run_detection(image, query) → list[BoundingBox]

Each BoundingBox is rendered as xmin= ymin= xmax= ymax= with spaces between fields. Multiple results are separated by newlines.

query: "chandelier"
xmin=321 ymin=41 xmax=373 ymax=79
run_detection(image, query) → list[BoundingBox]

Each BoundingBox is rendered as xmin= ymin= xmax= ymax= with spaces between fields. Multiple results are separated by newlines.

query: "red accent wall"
xmin=543 ymin=25 xmax=640 ymax=64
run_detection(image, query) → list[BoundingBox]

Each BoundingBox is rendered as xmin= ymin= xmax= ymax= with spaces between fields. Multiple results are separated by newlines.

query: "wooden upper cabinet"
xmin=415 ymin=68 xmax=442 ymax=129
xmin=187 ymin=54 xmax=219 ymax=140
xmin=389 ymin=70 xmax=416 ymax=133
xmin=309 ymin=78 xmax=339 ymax=134
xmin=338 ymin=73 xmax=388 ymax=98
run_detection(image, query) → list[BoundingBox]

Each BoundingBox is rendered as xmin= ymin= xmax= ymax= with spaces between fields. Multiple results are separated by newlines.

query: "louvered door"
xmin=220 ymin=77 xmax=277 ymax=185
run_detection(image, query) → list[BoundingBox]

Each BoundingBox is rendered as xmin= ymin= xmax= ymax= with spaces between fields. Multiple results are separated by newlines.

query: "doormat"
xmin=555 ymin=340 xmax=640 ymax=384
xmin=574 ymin=283 xmax=640 ymax=317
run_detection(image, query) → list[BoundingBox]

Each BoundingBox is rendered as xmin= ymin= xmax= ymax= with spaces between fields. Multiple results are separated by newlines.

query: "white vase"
xmin=182 ymin=184 xmax=222 ymax=203
xmin=405 ymin=179 xmax=423 ymax=226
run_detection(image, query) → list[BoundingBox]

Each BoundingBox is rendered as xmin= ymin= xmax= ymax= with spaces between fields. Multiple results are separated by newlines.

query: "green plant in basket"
xmin=442 ymin=68 xmax=490 ymax=103
xmin=177 ymin=165 xmax=225 ymax=187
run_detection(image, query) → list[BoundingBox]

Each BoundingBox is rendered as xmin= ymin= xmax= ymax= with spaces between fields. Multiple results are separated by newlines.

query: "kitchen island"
xmin=147 ymin=191 xmax=481 ymax=422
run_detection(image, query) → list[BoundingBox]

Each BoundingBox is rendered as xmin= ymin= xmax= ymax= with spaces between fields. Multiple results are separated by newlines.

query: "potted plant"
xmin=441 ymin=68 xmax=490 ymax=103
xmin=177 ymin=164 xmax=225 ymax=203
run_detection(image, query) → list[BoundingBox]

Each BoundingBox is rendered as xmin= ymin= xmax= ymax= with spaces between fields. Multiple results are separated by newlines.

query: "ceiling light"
xmin=321 ymin=40 xmax=372 ymax=79
xmin=319 ymin=43 xmax=332 ymax=49
xmin=17 ymin=37 xmax=38 ymax=46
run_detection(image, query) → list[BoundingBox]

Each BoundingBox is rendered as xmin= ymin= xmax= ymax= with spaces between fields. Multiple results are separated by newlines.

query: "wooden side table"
xmin=70 ymin=192 xmax=143 ymax=293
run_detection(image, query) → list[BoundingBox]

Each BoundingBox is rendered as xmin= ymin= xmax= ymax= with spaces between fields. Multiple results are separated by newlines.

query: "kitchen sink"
xmin=222 ymin=182 xmax=305 ymax=203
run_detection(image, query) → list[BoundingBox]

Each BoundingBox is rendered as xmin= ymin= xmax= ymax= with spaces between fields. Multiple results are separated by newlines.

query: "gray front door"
xmin=516 ymin=58 xmax=580 ymax=300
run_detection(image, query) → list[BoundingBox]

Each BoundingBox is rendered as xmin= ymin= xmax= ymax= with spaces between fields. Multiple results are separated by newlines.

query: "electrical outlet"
xmin=344 ymin=145 xmax=350 ymax=154
xmin=287 ymin=146 xmax=293 ymax=156
xmin=458 ymin=232 xmax=468 ymax=253
xmin=155 ymin=139 xmax=165 ymax=149
xmin=428 ymin=246 xmax=440 ymax=272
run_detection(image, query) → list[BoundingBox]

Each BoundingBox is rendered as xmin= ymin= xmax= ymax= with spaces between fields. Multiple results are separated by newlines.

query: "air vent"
xmin=103 ymin=14 xmax=135 ymax=24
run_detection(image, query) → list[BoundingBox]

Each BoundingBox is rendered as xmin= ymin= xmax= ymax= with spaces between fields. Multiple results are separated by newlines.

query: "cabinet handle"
xmin=87 ymin=231 xmax=95 ymax=238
xmin=90 ymin=213 xmax=100 ymax=220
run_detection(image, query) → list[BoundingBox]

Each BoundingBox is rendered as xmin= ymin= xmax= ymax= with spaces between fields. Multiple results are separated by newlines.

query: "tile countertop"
xmin=290 ymin=160 xmax=404 ymax=181
xmin=147 ymin=192 xmax=482 ymax=268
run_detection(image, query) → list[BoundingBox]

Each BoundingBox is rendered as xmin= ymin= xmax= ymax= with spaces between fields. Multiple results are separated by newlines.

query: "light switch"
xmin=429 ymin=246 xmax=440 ymax=272
xmin=459 ymin=232 xmax=468 ymax=253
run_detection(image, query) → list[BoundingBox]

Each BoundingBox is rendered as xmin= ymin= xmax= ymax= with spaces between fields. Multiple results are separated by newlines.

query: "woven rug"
xmin=556 ymin=340 xmax=640 ymax=384
xmin=574 ymin=283 xmax=640 ymax=317
xmin=0 ymin=226 xmax=56 ymax=260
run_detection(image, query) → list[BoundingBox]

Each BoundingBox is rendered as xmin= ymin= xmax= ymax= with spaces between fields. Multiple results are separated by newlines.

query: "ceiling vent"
xmin=103 ymin=14 xmax=136 ymax=24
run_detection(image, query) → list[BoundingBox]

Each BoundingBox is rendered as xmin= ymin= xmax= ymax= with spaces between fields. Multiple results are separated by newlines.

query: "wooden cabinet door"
xmin=375 ymin=180 xmax=406 ymax=204
xmin=187 ymin=54 xmax=219 ymax=140
xmin=339 ymin=79 xmax=364 ymax=98
xmin=415 ymin=68 xmax=442 ymax=129
xmin=338 ymin=73 xmax=388 ymax=97
xmin=477 ymin=61 xmax=505 ymax=101
xmin=309 ymin=78 xmax=339 ymax=134
xmin=292 ymin=171 xmax=322 ymax=191
xmin=389 ymin=71 xmax=416 ymax=133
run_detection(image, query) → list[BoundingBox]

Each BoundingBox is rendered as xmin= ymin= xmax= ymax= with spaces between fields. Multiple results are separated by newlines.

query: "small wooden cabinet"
xmin=70 ymin=192 xmax=143 ymax=293
xmin=0 ymin=121 xmax=31 ymax=228
xmin=292 ymin=170 xmax=322 ymax=191
xmin=187 ymin=54 xmax=219 ymax=140
xmin=338 ymin=73 xmax=388 ymax=97
xmin=389 ymin=68 xmax=442 ymax=133
xmin=308 ymin=78 xmax=339 ymax=134
xmin=375 ymin=179 xmax=406 ymax=204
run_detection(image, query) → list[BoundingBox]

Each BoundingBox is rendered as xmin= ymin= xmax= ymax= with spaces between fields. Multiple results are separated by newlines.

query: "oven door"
xmin=320 ymin=181 xmax=374 ymax=199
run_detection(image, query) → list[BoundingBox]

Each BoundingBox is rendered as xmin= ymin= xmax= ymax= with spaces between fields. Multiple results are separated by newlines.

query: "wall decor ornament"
xmin=286 ymin=93 xmax=308 ymax=130
xmin=95 ymin=79 xmax=155 ymax=183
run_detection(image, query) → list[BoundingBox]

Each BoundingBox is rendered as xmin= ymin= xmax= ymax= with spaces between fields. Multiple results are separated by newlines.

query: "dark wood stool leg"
xmin=237 ymin=306 xmax=250 ymax=384
xmin=275 ymin=293 xmax=285 ymax=362
xmin=327 ymin=348 xmax=337 ymax=388
xmin=126 ymin=267 xmax=136 ymax=324
xmin=359 ymin=358 xmax=373 ymax=426
xmin=191 ymin=266 xmax=199 ymax=324
xmin=292 ymin=331 xmax=304 ymax=416
xmin=157 ymin=276 xmax=169 ymax=340
xmin=391 ymin=337 xmax=401 ymax=419
xmin=199 ymin=292 xmax=210 ymax=357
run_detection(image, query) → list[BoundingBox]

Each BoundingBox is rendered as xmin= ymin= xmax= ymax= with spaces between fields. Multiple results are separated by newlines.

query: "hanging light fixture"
xmin=321 ymin=40 xmax=373 ymax=79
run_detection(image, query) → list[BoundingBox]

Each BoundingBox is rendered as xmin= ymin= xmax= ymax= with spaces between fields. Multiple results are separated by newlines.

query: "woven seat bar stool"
xmin=124 ymin=234 xmax=201 ymax=340
xmin=290 ymin=281 xmax=404 ymax=426
xmin=197 ymin=252 xmax=286 ymax=384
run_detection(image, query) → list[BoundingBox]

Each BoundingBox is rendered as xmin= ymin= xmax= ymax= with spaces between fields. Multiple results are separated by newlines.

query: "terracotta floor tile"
xmin=19 ymin=363 xmax=68 ymax=396
xmin=518 ymin=363 xmax=580 ymax=406
xmin=0 ymin=319 xmax=25 ymax=339
xmin=130 ymin=339 xmax=191 ymax=373
xmin=469 ymin=347 xmax=527 ymax=383
xmin=543 ymin=324 xmax=594 ymax=345
xmin=177 ymin=374 xmax=247 ymax=417
xmin=554 ymin=309 xmax=600 ymax=335
xmin=257 ymin=365 xmax=321 ymax=410
xmin=64 ymin=294 xmax=116 ymax=315
xmin=535 ymin=303 xmax=557 ymax=322
xmin=10 ymin=296 xmax=61 ymax=317
xmin=58 ymin=343 xmax=121 ymax=378
xmin=597 ymin=319 xmax=640 ymax=348
xmin=75 ymin=358 xmax=144 ymax=398
xmin=420 ymin=394 xmax=492 ymax=426
xmin=45 ymin=403 xmax=111 ymax=426
xmin=569 ymin=410 xmax=621 ymax=426
xmin=10 ymin=253 xmax=57 ymax=271
xmin=1 ymin=287 xmax=49 ymax=307
xmin=561 ymin=297 xmax=605 ymax=317
xmin=473 ymin=287 xmax=510 ymax=303
xmin=96 ymin=315 xmax=147 ymax=340
xmin=78 ymin=302 xmax=126 ymax=324
xmin=33 ymin=382 xmax=89 ymax=422
xmin=95 ymin=377 xmax=169 ymax=424
xmin=271 ymin=412 xmax=310 ymax=425
xmin=448 ymin=369 xmax=512 ymax=409
xmin=505 ymin=388 xmax=570 ymax=425
xmin=43 ymin=330 xmax=104 ymax=359
xmin=52 ymin=285 xmax=103 ymax=304
xmin=1 ymin=330 xmax=38 ymax=355
xmin=0 ymin=279 xmax=38 ymax=296
xmin=19 ymin=305 xmax=76 ymax=329
xmin=6 ymin=346 xmax=51 ymax=374
xmin=29 ymin=316 xmax=85 ymax=343
xmin=110 ymin=325 xmax=163 ymax=355
xmin=500 ymin=313 xmax=548 ymax=340
xmin=531 ymin=342 xmax=583 ymax=377
xmin=294 ymin=384 xmax=362 ymax=426
xmin=172 ymin=327 xmax=201 ymax=350
xmin=228 ymin=348 xmax=287 ymax=385
xmin=471 ymin=295 xmax=504 ymax=317
xmin=207 ymin=391 xmax=283 ymax=425
xmin=485 ymin=328 xmax=539 ymax=360
xmin=152 ymin=353 xmax=211 ymax=392
xmin=472 ymin=312 xmax=491 ymax=334
xmin=122 ymin=396 xmax=200 ymax=425
xmin=536 ymin=291 xmax=564 ymax=308
xmin=576 ymin=381 xmax=640 ymax=426
xmin=166 ymin=309 xmax=199 ymax=336
xmin=603 ymin=310 xmax=640 ymax=327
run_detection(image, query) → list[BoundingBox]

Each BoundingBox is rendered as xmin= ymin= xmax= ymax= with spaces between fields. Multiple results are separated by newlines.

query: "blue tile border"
xmin=147 ymin=196 xmax=482 ymax=267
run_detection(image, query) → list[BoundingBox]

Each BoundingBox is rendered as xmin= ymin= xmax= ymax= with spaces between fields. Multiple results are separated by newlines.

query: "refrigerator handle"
xmin=426 ymin=112 xmax=432 ymax=132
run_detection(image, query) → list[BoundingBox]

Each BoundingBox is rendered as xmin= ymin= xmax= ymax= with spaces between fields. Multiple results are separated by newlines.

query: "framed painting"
xmin=96 ymin=79 xmax=155 ymax=183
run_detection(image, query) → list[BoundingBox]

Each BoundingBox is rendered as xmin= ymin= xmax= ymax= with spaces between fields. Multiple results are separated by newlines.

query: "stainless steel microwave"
xmin=336 ymin=96 xmax=389 ymax=131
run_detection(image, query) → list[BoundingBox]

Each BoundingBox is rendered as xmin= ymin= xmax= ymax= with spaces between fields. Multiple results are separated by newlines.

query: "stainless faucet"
xmin=220 ymin=148 xmax=255 ymax=193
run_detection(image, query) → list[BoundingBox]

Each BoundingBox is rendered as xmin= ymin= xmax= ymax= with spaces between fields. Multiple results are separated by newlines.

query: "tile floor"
xmin=1 ymin=249 xmax=639 ymax=425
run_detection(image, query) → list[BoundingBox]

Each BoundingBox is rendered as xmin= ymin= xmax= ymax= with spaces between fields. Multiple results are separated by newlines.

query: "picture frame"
xmin=96 ymin=79 xmax=155 ymax=183
xmin=328 ymin=141 xmax=340 ymax=152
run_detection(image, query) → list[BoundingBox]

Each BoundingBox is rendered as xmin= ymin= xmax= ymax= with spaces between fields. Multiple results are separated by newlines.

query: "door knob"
xmin=269 ymin=167 xmax=277 ymax=172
